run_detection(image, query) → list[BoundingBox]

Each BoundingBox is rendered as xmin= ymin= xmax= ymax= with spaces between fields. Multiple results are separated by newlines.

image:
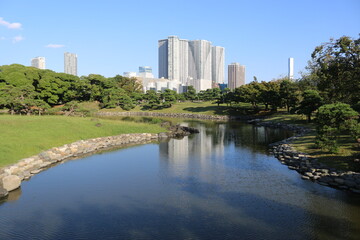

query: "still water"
xmin=0 ymin=120 xmax=359 ymax=240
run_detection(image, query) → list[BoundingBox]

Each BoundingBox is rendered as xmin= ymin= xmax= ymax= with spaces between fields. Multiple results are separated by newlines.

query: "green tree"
xmin=297 ymin=90 xmax=323 ymax=122
xmin=259 ymin=81 xmax=281 ymax=111
xmin=160 ymin=89 xmax=177 ymax=108
xmin=309 ymin=35 xmax=360 ymax=105
xmin=280 ymin=79 xmax=300 ymax=112
xmin=316 ymin=103 xmax=359 ymax=152
xmin=143 ymin=90 xmax=161 ymax=109
xmin=183 ymin=86 xmax=198 ymax=101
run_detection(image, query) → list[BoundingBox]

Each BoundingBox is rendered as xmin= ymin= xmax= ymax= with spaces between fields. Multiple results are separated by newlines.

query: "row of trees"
xmin=0 ymin=64 xmax=143 ymax=114
xmin=0 ymin=64 xmax=223 ymax=114
xmin=219 ymin=35 xmax=360 ymax=152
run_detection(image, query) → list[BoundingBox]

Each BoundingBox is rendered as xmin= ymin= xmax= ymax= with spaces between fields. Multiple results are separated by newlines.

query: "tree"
xmin=101 ymin=88 xmax=133 ymax=109
xmin=183 ymin=86 xmax=198 ymax=101
xmin=297 ymin=90 xmax=323 ymax=122
xmin=315 ymin=103 xmax=359 ymax=152
xmin=233 ymin=82 xmax=262 ymax=108
xmin=259 ymin=81 xmax=281 ymax=111
xmin=143 ymin=90 xmax=161 ymax=110
xmin=0 ymin=84 xmax=38 ymax=115
xmin=160 ymin=89 xmax=177 ymax=108
xmin=280 ymin=79 xmax=300 ymax=112
xmin=309 ymin=35 xmax=360 ymax=105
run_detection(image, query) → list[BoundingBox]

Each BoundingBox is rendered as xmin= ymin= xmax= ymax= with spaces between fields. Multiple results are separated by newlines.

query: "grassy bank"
xmin=262 ymin=111 xmax=359 ymax=170
xmin=99 ymin=101 xmax=257 ymax=116
xmin=0 ymin=115 xmax=165 ymax=167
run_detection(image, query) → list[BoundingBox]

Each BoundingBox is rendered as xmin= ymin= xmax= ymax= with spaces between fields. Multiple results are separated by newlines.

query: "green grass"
xmin=261 ymin=111 xmax=359 ymax=171
xmin=99 ymin=101 xmax=257 ymax=116
xmin=0 ymin=115 xmax=166 ymax=167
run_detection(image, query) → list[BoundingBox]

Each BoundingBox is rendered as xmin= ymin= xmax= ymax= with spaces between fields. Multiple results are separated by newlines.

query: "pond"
xmin=0 ymin=119 xmax=359 ymax=240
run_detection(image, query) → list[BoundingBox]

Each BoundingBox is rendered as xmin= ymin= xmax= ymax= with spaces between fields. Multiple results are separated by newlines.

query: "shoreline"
xmin=1 ymin=112 xmax=359 ymax=199
xmin=252 ymin=120 xmax=360 ymax=194
xmin=0 ymin=133 xmax=159 ymax=199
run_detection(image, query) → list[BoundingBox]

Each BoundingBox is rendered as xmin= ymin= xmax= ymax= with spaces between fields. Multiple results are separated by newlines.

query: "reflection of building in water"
xmin=159 ymin=123 xmax=225 ymax=174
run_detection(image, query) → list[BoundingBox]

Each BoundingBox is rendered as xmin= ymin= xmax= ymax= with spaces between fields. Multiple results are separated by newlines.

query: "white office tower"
xmin=228 ymin=63 xmax=245 ymax=90
xmin=64 ymin=52 xmax=78 ymax=76
xmin=211 ymin=46 xmax=225 ymax=85
xmin=139 ymin=66 xmax=154 ymax=78
xmin=288 ymin=57 xmax=294 ymax=80
xmin=158 ymin=36 xmax=224 ymax=92
xmin=31 ymin=57 xmax=46 ymax=69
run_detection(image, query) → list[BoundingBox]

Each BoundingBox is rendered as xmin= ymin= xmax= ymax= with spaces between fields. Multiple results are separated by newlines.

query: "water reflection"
xmin=0 ymin=120 xmax=359 ymax=240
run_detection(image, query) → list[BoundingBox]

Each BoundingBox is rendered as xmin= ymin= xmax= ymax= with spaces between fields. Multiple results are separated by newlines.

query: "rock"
xmin=0 ymin=187 xmax=8 ymax=199
xmin=301 ymin=175 xmax=310 ymax=180
xmin=1 ymin=175 xmax=21 ymax=192
xmin=305 ymin=172 xmax=314 ymax=178
xmin=158 ymin=132 xmax=168 ymax=138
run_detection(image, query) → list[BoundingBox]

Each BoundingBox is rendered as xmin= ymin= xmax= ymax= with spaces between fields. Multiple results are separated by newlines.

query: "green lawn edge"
xmin=0 ymin=115 xmax=166 ymax=167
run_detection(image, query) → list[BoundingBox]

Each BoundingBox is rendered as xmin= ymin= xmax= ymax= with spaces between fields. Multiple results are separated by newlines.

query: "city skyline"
xmin=0 ymin=0 xmax=359 ymax=83
xmin=159 ymin=36 xmax=225 ymax=91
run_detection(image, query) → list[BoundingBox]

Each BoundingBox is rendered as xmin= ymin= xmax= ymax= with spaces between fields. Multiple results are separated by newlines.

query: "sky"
xmin=0 ymin=0 xmax=359 ymax=84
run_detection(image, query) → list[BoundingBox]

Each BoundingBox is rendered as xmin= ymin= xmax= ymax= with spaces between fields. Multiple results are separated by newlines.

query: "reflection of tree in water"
xmin=160 ymin=120 xmax=293 ymax=164
xmin=184 ymin=120 xmax=292 ymax=155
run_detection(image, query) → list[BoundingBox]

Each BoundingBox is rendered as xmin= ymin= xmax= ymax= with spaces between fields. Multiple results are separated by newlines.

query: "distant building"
xmin=288 ymin=57 xmax=294 ymax=80
xmin=31 ymin=57 xmax=46 ymax=69
xmin=158 ymin=35 xmax=225 ymax=92
xmin=64 ymin=52 xmax=77 ymax=76
xmin=139 ymin=66 xmax=154 ymax=78
xmin=212 ymin=46 xmax=225 ymax=84
xmin=228 ymin=63 xmax=245 ymax=90
xmin=218 ymin=83 xmax=228 ymax=91
xmin=139 ymin=77 xmax=181 ymax=93
xmin=123 ymin=72 xmax=137 ymax=78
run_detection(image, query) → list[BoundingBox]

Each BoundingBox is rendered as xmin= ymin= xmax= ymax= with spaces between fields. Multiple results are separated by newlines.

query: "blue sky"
xmin=0 ymin=0 xmax=359 ymax=83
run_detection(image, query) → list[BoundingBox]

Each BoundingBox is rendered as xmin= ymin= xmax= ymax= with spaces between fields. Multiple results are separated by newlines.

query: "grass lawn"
xmin=99 ymin=101 xmax=258 ymax=116
xmin=261 ymin=111 xmax=359 ymax=171
xmin=0 ymin=115 xmax=165 ymax=167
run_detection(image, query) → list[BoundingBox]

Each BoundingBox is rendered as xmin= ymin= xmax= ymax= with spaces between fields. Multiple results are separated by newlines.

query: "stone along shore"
xmin=96 ymin=111 xmax=233 ymax=120
xmin=253 ymin=121 xmax=360 ymax=194
xmin=0 ymin=133 xmax=159 ymax=199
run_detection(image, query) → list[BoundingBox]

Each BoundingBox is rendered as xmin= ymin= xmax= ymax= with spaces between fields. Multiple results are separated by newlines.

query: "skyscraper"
xmin=158 ymin=36 xmax=224 ymax=92
xmin=228 ymin=63 xmax=245 ymax=90
xmin=31 ymin=57 xmax=46 ymax=69
xmin=288 ymin=57 xmax=294 ymax=80
xmin=64 ymin=52 xmax=77 ymax=76
xmin=212 ymin=46 xmax=225 ymax=85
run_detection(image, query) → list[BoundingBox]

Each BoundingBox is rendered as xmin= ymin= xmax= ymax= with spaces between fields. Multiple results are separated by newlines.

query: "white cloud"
xmin=12 ymin=35 xmax=24 ymax=43
xmin=45 ymin=44 xmax=65 ymax=48
xmin=0 ymin=17 xmax=22 ymax=29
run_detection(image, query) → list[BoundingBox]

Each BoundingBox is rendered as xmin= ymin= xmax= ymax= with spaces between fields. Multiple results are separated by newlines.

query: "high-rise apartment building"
xmin=158 ymin=36 xmax=224 ymax=92
xmin=228 ymin=63 xmax=245 ymax=90
xmin=31 ymin=57 xmax=46 ymax=69
xmin=212 ymin=46 xmax=225 ymax=85
xmin=288 ymin=57 xmax=294 ymax=80
xmin=64 ymin=52 xmax=78 ymax=76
